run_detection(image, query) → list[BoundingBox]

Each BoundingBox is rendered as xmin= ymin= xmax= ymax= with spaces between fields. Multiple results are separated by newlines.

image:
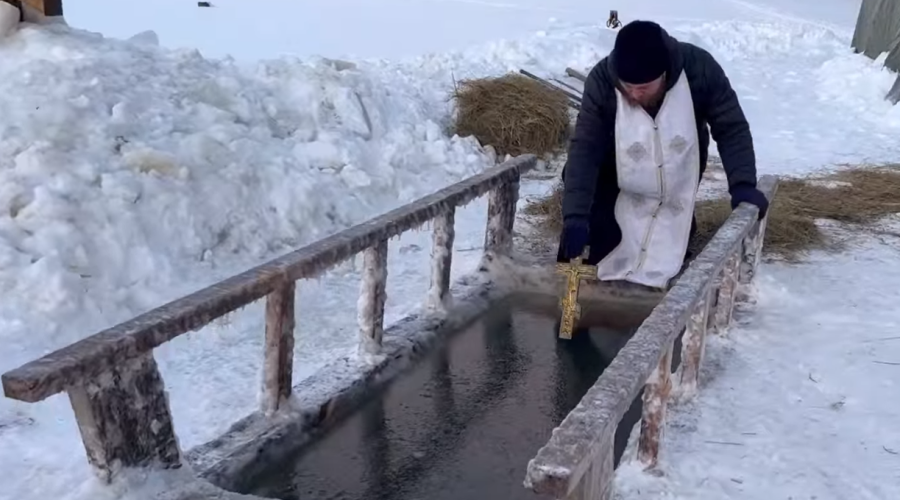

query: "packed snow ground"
xmin=2 ymin=0 xmax=899 ymax=499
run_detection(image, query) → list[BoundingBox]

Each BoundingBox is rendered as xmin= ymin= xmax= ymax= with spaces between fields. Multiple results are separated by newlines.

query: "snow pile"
xmin=0 ymin=23 xmax=493 ymax=362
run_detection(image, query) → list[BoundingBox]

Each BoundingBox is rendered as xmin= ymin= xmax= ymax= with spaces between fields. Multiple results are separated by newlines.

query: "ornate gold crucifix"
xmin=556 ymin=249 xmax=598 ymax=340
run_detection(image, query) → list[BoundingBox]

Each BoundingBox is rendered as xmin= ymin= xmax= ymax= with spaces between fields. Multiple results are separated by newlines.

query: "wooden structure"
xmin=523 ymin=176 xmax=778 ymax=499
xmin=852 ymin=0 xmax=900 ymax=103
xmin=17 ymin=0 xmax=62 ymax=18
xmin=2 ymin=155 xmax=535 ymax=484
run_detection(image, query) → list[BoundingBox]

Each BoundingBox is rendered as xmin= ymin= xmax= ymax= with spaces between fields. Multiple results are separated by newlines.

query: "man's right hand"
xmin=560 ymin=217 xmax=590 ymax=260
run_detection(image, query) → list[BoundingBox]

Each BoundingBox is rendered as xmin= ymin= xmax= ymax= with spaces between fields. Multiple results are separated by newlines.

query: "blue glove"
xmin=560 ymin=217 xmax=590 ymax=260
xmin=730 ymin=183 xmax=769 ymax=220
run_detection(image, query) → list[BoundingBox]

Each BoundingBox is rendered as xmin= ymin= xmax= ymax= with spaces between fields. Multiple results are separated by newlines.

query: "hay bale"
xmin=525 ymin=166 xmax=900 ymax=261
xmin=452 ymin=73 xmax=570 ymax=157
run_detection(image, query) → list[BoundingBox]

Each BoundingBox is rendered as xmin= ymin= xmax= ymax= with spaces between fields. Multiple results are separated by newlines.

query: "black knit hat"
xmin=612 ymin=20 xmax=669 ymax=84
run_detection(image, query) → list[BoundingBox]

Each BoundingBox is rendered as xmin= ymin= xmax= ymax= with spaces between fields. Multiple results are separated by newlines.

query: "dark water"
xmin=249 ymin=300 xmax=649 ymax=500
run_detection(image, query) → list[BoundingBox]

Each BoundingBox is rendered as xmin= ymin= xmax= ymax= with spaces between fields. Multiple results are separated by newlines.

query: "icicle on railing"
xmin=358 ymin=239 xmax=389 ymax=355
xmin=428 ymin=209 xmax=456 ymax=312
xmin=262 ymin=281 xmax=296 ymax=415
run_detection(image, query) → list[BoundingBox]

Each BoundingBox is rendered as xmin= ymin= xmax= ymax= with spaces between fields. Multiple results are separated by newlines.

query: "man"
xmin=558 ymin=20 xmax=769 ymax=289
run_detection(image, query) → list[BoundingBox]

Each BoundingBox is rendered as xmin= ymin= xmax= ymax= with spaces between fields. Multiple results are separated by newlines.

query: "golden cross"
xmin=556 ymin=249 xmax=598 ymax=339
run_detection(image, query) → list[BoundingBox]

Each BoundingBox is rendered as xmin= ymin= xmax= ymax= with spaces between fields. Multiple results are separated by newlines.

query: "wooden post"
xmin=262 ymin=281 xmax=296 ymax=415
xmin=67 ymin=352 xmax=181 ymax=483
xmin=428 ymin=209 xmax=455 ymax=312
xmin=712 ymin=252 xmax=741 ymax=335
xmin=484 ymin=178 xmax=519 ymax=256
xmin=358 ymin=239 xmax=388 ymax=354
xmin=739 ymin=217 xmax=767 ymax=286
xmin=674 ymin=287 xmax=712 ymax=402
xmin=638 ymin=344 xmax=673 ymax=468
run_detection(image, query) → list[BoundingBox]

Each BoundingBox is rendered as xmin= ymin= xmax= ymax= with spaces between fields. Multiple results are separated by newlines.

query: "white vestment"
xmin=595 ymin=70 xmax=701 ymax=289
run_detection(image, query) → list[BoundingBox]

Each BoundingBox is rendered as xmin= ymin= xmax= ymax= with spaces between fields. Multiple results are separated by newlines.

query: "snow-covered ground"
xmin=616 ymin=233 xmax=900 ymax=499
xmin=1 ymin=0 xmax=899 ymax=499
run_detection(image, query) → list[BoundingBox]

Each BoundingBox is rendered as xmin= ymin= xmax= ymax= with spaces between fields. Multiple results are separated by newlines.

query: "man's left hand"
xmin=729 ymin=183 xmax=769 ymax=219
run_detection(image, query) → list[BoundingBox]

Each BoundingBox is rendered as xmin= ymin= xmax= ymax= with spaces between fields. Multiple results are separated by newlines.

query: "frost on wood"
xmin=428 ymin=209 xmax=455 ymax=311
xmin=484 ymin=178 xmax=520 ymax=256
xmin=524 ymin=176 xmax=779 ymax=498
xmin=638 ymin=343 xmax=673 ymax=468
xmin=358 ymin=240 xmax=388 ymax=354
xmin=673 ymin=286 xmax=712 ymax=402
xmin=262 ymin=281 xmax=296 ymax=415
xmin=1 ymin=154 xmax=536 ymax=404
xmin=712 ymin=251 xmax=741 ymax=335
xmin=67 ymin=352 xmax=181 ymax=483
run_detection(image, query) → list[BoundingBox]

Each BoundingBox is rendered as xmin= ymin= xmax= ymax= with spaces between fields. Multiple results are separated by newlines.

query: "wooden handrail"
xmin=1 ymin=154 xmax=534 ymax=482
xmin=524 ymin=175 xmax=778 ymax=499
xmin=2 ymin=154 xmax=534 ymax=403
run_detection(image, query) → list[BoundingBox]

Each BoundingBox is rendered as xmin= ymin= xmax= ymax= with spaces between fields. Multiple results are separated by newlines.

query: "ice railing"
xmin=524 ymin=175 xmax=779 ymax=500
xmin=1 ymin=154 xmax=536 ymax=483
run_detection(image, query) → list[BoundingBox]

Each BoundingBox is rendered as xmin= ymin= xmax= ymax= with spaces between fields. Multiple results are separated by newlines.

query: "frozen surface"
xmin=1 ymin=0 xmax=898 ymax=499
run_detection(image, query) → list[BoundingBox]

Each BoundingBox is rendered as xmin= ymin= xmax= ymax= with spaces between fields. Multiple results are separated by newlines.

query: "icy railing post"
xmin=484 ymin=176 xmax=520 ymax=257
xmin=67 ymin=352 xmax=181 ymax=483
xmin=637 ymin=341 xmax=673 ymax=468
xmin=358 ymin=239 xmax=389 ymax=354
xmin=673 ymin=286 xmax=712 ymax=402
xmin=428 ymin=208 xmax=456 ymax=312
xmin=711 ymin=251 xmax=741 ymax=335
xmin=262 ymin=281 xmax=296 ymax=415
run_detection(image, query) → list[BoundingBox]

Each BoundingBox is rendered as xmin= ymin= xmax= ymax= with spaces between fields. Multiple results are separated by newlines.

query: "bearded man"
xmin=558 ymin=20 xmax=769 ymax=289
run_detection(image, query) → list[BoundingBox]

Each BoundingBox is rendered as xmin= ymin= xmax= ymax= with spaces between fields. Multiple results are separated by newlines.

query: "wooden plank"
xmin=2 ymin=155 xmax=537 ymax=403
xmin=428 ymin=209 xmax=455 ymax=311
xmin=67 ymin=352 xmax=181 ymax=482
xmin=552 ymin=77 xmax=585 ymax=98
xmin=523 ymin=175 xmax=778 ymax=498
xmin=518 ymin=69 xmax=583 ymax=107
xmin=565 ymin=67 xmax=588 ymax=82
xmin=261 ymin=281 xmax=296 ymax=414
